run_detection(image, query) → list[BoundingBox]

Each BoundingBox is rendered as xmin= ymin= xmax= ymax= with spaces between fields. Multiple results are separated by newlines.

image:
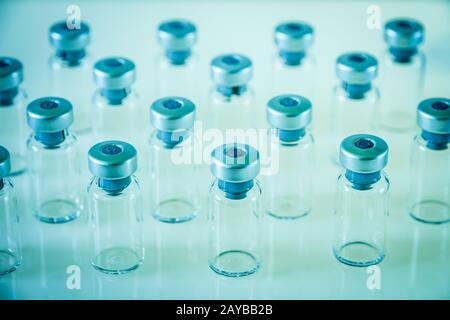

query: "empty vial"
xmin=272 ymin=21 xmax=315 ymax=102
xmin=378 ymin=18 xmax=425 ymax=132
xmin=209 ymin=143 xmax=262 ymax=277
xmin=149 ymin=96 xmax=198 ymax=223
xmin=87 ymin=140 xmax=144 ymax=274
xmin=49 ymin=20 xmax=92 ymax=134
xmin=26 ymin=97 xmax=82 ymax=223
xmin=330 ymin=52 xmax=379 ymax=164
xmin=263 ymin=94 xmax=313 ymax=219
xmin=408 ymin=98 xmax=450 ymax=224
xmin=333 ymin=134 xmax=389 ymax=267
xmin=0 ymin=57 xmax=27 ymax=175
xmin=0 ymin=146 xmax=21 ymax=275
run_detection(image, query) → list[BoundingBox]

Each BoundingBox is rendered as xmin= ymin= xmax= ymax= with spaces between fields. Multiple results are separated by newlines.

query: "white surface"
xmin=0 ymin=0 xmax=449 ymax=299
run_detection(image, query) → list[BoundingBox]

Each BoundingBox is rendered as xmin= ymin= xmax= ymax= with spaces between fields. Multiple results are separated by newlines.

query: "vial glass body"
xmin=0 ymin=89 xmax=28 ymax=175
xmin=329 ymin=85 xmax=379 ymax=164
xmin=208 ymin=179 xmax=262 ymax=277
xmin=378 ymin=50 xmax=425 ymax=132
xmin=27 ymin=131 xmax=82 ymax=223
xmin=88 ymin=176 xmax=144 ymax=274
xmin=49 ymin=55 xmax=93 ymax=134
xmin=263 ymin=129 xmax=313 ymax=219
xmin=0 ymin=178 xmax=21 ymax=275
xmin=408 ymin=135 xmax=449 ymax=224
xmin=333 ymin=172 xmax=389 ymax=267
xmin=149 ymin=130 xmax=198 ymax=223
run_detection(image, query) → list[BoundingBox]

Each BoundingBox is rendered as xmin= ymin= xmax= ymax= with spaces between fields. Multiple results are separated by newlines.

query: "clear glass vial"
xmin=330 ymin=52 xmax=379 ymax=164
xmin=333 ymin=134 xmax=389 ymax=267
xmin=272 ymin=21 xmax=315 ymax=101
xmin=408 ymin=98 xmax=450 ymax=224
xmin=26 ymin=97 xmax=82 ymax=223
xmin=0 ymin=146 xmax=21 ymax=276
xmin=87 ymin=140 xmax=144 ymax=275
xmin=264 ymin=94 xmax=313 ymax=219
xmin=378 ymin=18 xmax=425 ymax=132
xmin=208 ymin=143 xmax=262 ymax=277
xmin=49 ymin=21 xmax=92 ymax=134
xmin=149 ymin=96 xmax=198 ymax=223
xmin=0 ymin=57 xmax=27 ymax=175
xmin=207 ymin=54 xmax=256 ymax=143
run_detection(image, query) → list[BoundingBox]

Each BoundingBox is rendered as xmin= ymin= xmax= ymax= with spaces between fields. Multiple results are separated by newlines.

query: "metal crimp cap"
xmin=210 ymin=54 xmax=253 ymax=87
xmin=336 ymin=52 xmax=378 ymax=84
xmin=26 ymin=97 xmax=73 ymax=132
xmin=0 ymin=57 xmax=23 ymax=91
xmin=384 ymin=18 xmax=424 ymax=49
xmin=150 ymin=96 xmax=196 ymax=131
xmin=88 ymin=140 xmax=138 ymax=180
xmin=274 ymin=21 xmax=314 ymax=52
xmin=267 ymin=94 xmax=312 ymax=130
xmin=93 ymin=57 xmax=136 ymax=90
xmin=157 ymin=19 xmax=197 ymax=51
xmin=417 ymin=98 xmax=450 ymax=134
xmin=49 ymin=21 xmax=90 ymax=51
xmin=340 ymin=134 xmax=388 ymax=173
xmin=0 ymin=146 xmax=11 ymax=178
xmin=210 ymin=144 xmax=260 ymax=183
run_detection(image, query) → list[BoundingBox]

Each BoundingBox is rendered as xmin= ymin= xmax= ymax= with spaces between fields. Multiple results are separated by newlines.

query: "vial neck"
xmin=389 ymin=47 xmax=417 ymax=64
xmin=216 ymin=85 xmax=247 ymax=98
xmin=165 ymin=49 xmax=191 ymax=65
xmin=35 ymin=130 xmax=67 ymax=147
xmin=56 ymin=49 xmax=86 ymax=67
xmin=345 ymin=170 xmax=381 ymax=190
xmin=341 ymin=82 xmax=372 ymax=100
xmin=276 ymin=128 xmax=305 ymax=143
xmin=278 ymin=50 xmax=306 ymax=66
xmin=98 ymin=176 xmax=131 ymax=194
xmin=156 ymin=130 xmax=189 ymax=149
xmin=101 ymin=88 xmax=130 ymax=105
xmin=0 ymin=87 xmax=19 ymax=107
xmin=421 ymin=130 xmax=449 ymax=150
xmin=218 ymin=179 xmax=254 ymax=200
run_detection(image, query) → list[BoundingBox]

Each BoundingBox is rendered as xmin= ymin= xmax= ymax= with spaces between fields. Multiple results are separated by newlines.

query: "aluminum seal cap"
xmin=417 ymin=98 xmax=450 ymax=134
xmin=157 ymin=19 xmax=197 ymax=51
xmin=88 ymin=141 xmax=137 ymax=179
xmin=93 ymin=57 xmax=136 ymax=90
xmin=49 ymin=21 xmax=90 ymax=51
xmin=384 ymin=18 xmax=424 ymax=49
xmin=150 ymin=97 xmax=196 ymax=131
xmin=274 ymin=21 xmax=314 ymax=52
xmin=340 ymin=134 xmax=388 ymax=173
xmin=210 ymin=54 xmax=252 ymax=87
xmin=267 ymin=94 xmax=312 ymax=130
xmin=336 ymin=52 xmax=378 ymax=85
xmin=0 ymin=57 xmax=23 ymax=91
xmin=0 ymin=146 xmax=11 ymax=178
xmin=210 ymin=144 xmax=260 ymax=183
xmin=27 ymin=97 xmax=73 ymax=132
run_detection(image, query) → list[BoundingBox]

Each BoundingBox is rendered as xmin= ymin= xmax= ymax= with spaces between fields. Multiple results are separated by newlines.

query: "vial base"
xmin=9 ymin=154 xmax=26 ymax=176
xmin=409 ymin=200 xmax=450 ymax=225
xmin=34 ymin=199 xmax=80 ymax=224
xmin=0 ymin=250 xmax=21 ymax=276
xmin=152 ymin=199 xmax=197 ymax=224
xmin=266 ymin=196 xmax=311 ymax=220
xmin=209 ymin=250 xmax=260 ymax=278
xmin=379 ymin=111 xmax=415 ymax=132
xmin=333 ymin=241 xmax=385 ymax=267
xmin=92 ymin=247 xmax=142 ymax=275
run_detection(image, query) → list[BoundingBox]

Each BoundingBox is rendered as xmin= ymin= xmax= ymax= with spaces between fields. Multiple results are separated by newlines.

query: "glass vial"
xmin=87 ymin=140 xmax=144 ymax=274
xmin=208 ymin=143 xmax=262 ymax=277
xmin=149 ymin=96 xmax=198 ymax=223
xmin=329 ymin=52 xmax=379 ymax=164
xmin=408 ymin=98 xmax=450 ymax=224
xmin=26 ymin=97 xmax=82 ymax=223
xmin=0 ymin=146 xmax=21 ymax=276
xmin=272 ymin=21 xmax=315 ymax=101
xmin=263 ymin=94 xmax=313 ymax=219
xmin=378 ymin=18 xmax=425 ymax=132
xmin=333 ymin=134 xmax=389 ymax=267
xmin=0 ymin=57 xmax=27 ymax=175
xmin=49 ymin=21 xmax=92 ymax=134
